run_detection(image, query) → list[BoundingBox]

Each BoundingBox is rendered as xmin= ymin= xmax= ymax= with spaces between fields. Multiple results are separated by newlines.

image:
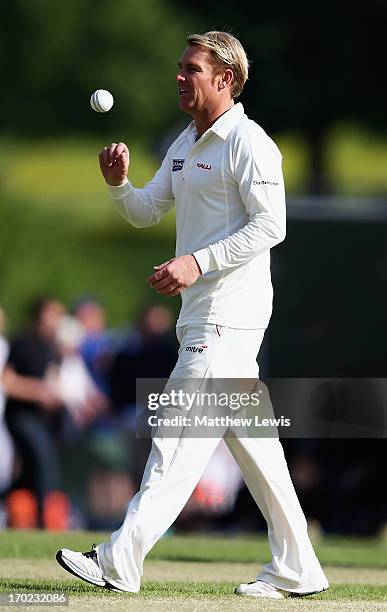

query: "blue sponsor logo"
xmin=172 ymin=159 xmax=185 ymax=172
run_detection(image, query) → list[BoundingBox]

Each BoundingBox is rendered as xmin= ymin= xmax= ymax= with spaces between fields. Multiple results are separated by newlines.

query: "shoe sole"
xmin=234 ymin=586 xmax=329 ymax=599
xmin=56 ymin=550 xmax=106 ymax=588
xmin=289 ymin=587 xmax=329 ymax=598
xmin=234 ymin=589 xmax=286 ymax=599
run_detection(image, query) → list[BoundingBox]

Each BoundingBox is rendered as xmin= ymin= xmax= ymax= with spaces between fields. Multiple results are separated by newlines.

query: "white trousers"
xmin=97 ymin=324 xmax=329 ymax=593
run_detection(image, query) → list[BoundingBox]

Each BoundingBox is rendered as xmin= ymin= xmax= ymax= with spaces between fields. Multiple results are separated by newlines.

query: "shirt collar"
xmin=209 ymin=102 xmax=244 ymax=140
xmin=185 ymin=102 xmax=245 ymax=142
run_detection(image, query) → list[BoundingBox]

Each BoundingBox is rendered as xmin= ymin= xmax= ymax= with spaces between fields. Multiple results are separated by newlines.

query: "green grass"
xmin=0 ymin=138 xmax=160 ymax=224
xmin=0 ymin=578 xmax=385 ymax=601
xmin=0 ymin=531 xmax=385 ymax=607
xmin=278 ymin=124 xmax=387 ymax=195
xmin=0 ymin=530 xmax=386 ymax=569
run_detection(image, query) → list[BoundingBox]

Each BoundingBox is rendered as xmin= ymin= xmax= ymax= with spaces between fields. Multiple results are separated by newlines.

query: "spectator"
xmin=110 ymin=304 xmax=177 ymax=415
xmin=72 ymin=295 xmax=114 ymax=397
xmin=2 ymin=297 xmax=69 ymax=529
xmin=0 ymin=307 xmax=14 ymax=503
xmin=56 ymin=315 xmax=109 ymax=430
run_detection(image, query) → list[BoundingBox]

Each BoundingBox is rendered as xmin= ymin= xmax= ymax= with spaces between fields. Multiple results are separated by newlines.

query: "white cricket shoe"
xmin=235 ymin=580 xmax=289 ymax=599
xmin=56 ymin=544 xmax=107 ymax=588
xmin=235 ymin=580 xmax=328 ymax=599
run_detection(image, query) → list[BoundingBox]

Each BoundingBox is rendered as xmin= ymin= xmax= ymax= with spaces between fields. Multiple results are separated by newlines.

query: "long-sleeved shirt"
xmin=108 ymin=103 xmax=286 ymax=329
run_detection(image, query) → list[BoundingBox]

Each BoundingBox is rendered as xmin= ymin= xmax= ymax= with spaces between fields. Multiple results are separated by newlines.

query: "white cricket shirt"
xmin=108 ymin=103 xmax=286 ymax=329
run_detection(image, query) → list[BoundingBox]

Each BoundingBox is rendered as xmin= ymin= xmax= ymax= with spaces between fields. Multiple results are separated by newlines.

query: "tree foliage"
xmin=0 ymin=0 xmax=195 ymax=141
xmin=175 ymin=0 xmax=387 ymax=192
xmin=1 ymin=0 xmax=386 ymax=192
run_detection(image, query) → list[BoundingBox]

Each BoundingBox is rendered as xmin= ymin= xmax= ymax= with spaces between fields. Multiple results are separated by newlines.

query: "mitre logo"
xmin=186 ymin=345 xmax=208 ymax=353
xmin=197 ymin=162 xmax=212 ymax=170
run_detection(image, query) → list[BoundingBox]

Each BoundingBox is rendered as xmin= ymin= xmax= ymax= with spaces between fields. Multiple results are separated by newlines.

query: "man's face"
xmin=38 ymin=301 xmax=64 ymax=339
xmin=177 ymin=45 xmax=223 ymax=115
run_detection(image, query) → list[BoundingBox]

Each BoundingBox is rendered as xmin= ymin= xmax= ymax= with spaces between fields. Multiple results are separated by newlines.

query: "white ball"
xmin=90 ymin=89 xmax=114 ymax=113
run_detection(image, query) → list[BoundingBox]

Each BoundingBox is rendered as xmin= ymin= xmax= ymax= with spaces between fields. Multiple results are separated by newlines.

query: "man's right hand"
xmin=98 ymin=142 xmax=129 ymax=186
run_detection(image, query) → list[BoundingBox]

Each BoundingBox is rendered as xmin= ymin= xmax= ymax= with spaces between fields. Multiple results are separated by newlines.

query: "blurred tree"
xmin=2 ymin=0 xmax=386 ymax=193
xmin=174 ymin=1 xmax=387 ymax=194
xmin=0 ymin=0 xmax=195 ymax=142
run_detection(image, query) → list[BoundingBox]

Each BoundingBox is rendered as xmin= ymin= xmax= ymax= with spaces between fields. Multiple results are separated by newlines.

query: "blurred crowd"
xmin=0 ymin=297 xmax=176 ymax=530
xmin=0 ymin=297 xmax=246 ymax=533
xmin=0 ymin=299 xmax=385 ymax=535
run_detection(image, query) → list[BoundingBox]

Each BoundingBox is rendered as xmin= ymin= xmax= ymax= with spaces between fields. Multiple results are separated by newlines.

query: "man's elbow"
xmin=129 ymin=217 xmax=149 ymax=229
xmin=275 ymin=226 xmax=286 ymax=245
xmin=129 ymin=214 xmax=160 ymax=229
xmin=117 ymin=207 xmax=156 ymax=229
xmin=268 ymin=220 xmax=286 ymax=247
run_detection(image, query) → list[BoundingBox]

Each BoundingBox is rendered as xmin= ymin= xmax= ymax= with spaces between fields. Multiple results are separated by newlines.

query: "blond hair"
xmin=186 ymin=31 xmax=249 ymax=99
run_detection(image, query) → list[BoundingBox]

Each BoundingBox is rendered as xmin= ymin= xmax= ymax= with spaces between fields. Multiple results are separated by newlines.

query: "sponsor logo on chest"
xmin=172 ymin=159 xmax=185 ymax=172
xmin=252 ymin=179 xmax=279 ymax=186
xmin=197 ymin=162 xmax=212 ymax=170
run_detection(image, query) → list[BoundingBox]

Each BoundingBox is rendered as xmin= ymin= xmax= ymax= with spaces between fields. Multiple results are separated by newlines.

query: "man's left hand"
xmin=147 ymin=255 xmax=201 ymax=297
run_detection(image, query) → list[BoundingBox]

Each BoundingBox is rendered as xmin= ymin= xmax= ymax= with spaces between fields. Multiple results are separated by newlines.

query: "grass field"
xmin=0 ymin=531 xmax=385 ymax=610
